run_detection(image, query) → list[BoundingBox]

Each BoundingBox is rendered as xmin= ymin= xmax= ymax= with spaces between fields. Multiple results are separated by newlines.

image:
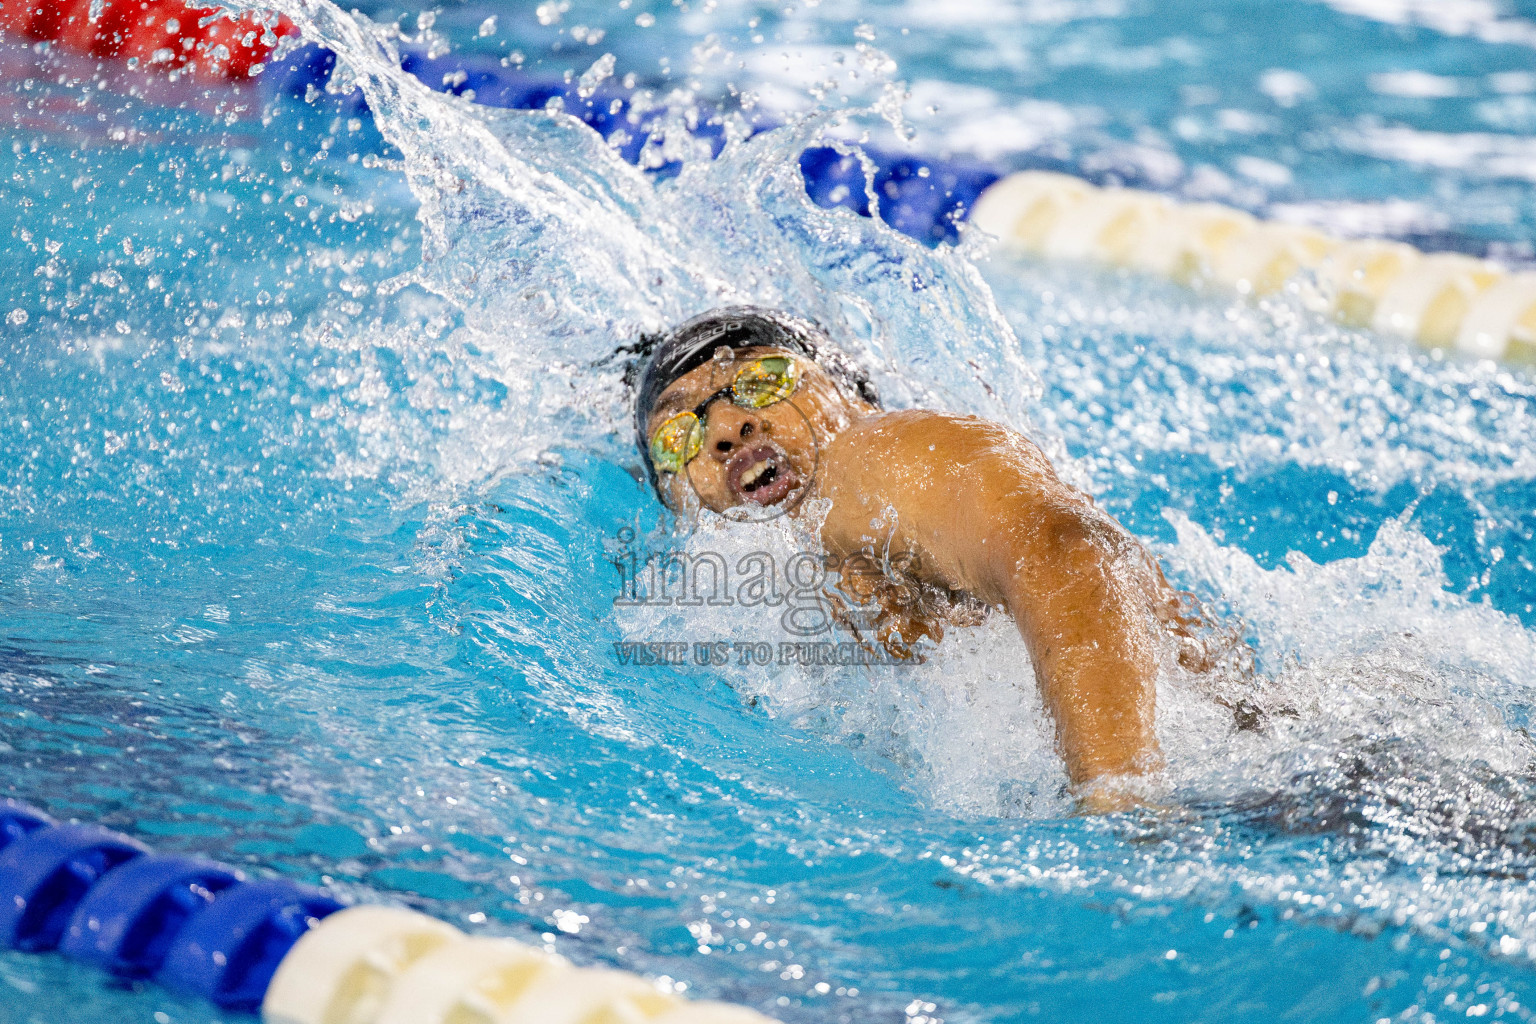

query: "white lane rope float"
xmin=970 ymin=171 xmax=1536 ymax=364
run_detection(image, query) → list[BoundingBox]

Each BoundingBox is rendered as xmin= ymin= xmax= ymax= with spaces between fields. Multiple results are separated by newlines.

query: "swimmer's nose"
xmin=700 ymin=405 xmax=760 ymax=459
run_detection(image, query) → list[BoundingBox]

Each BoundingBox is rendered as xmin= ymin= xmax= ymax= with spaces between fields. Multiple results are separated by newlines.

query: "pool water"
xmin=4 ymin=0 xmax=1536 ymax=1022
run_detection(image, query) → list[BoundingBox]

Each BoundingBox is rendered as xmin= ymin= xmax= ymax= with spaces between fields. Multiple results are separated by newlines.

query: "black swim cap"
xmin=632 ymin=306 xmax=880 ymax=497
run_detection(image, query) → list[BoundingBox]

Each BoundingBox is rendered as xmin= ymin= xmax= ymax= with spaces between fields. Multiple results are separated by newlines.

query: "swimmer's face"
xmin=644 ymin=345 xmax=869 ymax=515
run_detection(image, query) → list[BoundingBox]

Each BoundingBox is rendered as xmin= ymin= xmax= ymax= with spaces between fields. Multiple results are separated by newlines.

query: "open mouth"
xmin=725 ymin=443 xmax=801 ymax=506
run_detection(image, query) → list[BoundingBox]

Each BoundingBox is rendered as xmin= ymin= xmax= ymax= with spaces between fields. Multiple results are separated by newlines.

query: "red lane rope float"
xmin=0 ymin=0 xmax=293 ymax=79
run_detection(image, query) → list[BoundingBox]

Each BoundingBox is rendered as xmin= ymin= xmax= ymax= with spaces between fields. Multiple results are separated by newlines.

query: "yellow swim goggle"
xmin=648 ymin=355 xmax=801 ymax=474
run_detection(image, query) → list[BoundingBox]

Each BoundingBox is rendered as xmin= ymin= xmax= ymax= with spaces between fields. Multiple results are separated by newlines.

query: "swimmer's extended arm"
xmin=818 ymin=410 xmax=1161 ymax=798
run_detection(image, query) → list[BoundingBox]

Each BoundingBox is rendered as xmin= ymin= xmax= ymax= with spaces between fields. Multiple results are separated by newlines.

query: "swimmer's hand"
xmin=1074 ymin=789 xmax=1141 ymax=815
xmin=1071 ymin=774 xmax=1162 ymax=816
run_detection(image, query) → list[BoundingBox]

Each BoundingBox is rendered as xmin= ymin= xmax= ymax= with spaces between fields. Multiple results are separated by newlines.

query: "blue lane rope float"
xmin=157 ymin=878 xmax=346 ymax=1009
xmin=59 ymin=854 xmax=245 ymax=977
xmin=0 ymin=799 xmax=780 ymax=1023
xmin=0 ymin=798 xmax=339 ymax=1011
xmin=0 ymin=821 xmax=152 ymax=951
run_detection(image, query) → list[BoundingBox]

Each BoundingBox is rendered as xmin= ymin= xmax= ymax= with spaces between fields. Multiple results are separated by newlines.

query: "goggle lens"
xmin=649 ymin=411 xmax=703 ymax=473
xmin=731 ymin=355 xmax=799 ymax=409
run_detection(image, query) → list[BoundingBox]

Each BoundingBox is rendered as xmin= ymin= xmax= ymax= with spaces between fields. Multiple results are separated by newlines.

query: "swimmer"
xmin=631 ymin=307 xmax=1222 ymax=811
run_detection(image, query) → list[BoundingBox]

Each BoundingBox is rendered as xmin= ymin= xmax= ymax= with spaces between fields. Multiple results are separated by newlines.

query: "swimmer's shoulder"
xmin=814 ymin=409 xmax=1069 ymax=552
xmin=814 ymin=408 xmax=1085 ymax=600
xmin=825 ymin=408 xmax=1055 ymax=475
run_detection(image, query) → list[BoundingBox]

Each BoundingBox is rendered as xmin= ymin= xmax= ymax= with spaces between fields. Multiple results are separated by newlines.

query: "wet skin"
xmin=645 ymin=345 xmax=1182 ymax=807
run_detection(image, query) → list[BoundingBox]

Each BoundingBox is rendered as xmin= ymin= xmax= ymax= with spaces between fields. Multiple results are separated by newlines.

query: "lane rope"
xmin=0 ymin=799 xmax=780 ymax=1023
xmin=970 ymin=170 xmax=1536 ymax=363
xmin=5 ymin=2 xmax=1530 ymax=362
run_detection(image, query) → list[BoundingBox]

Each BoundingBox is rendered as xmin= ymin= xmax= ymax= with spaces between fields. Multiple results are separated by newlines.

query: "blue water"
xmin=4 ymin=1 xmax=1536 ymax=1022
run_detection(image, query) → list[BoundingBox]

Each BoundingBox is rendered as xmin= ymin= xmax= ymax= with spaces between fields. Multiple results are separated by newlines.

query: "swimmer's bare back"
xmin=816 ymin=410 xmax=1164 ymax=799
